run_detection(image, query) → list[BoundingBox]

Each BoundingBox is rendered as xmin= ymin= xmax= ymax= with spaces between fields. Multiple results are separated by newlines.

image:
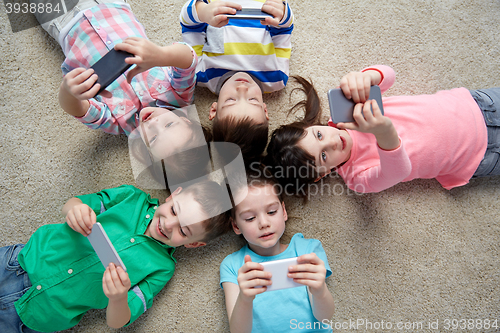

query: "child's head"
xmin=145 ymin=180 xmax=232 ymax=248
xmin=265 ymin=123 xmax=352 ymax=195
xmin=210 ymin=72 xmax=269 ymax=164
xmin=138 ymin=107 xmax=210 ymax=161
xmin=264 ymin=75 xmax=351 ymax=198
xmin=210 ymin=72 xmax=268 ymax=124
xmin=230 ymin=167 xmax=288 ymax=254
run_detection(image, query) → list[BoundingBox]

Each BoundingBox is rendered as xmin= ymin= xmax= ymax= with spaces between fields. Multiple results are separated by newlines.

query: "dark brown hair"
xmin=263 ymin=76 xmax=324 ymax=199
xmin=212 ymin=115 xmax=269 ymax=168
xmin=183 ymin=180 xmax=233 ymax=242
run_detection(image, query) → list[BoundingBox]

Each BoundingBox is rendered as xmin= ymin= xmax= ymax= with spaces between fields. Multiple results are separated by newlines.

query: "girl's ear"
xmin=263 ymin=103 xmax=269 ymax=120
xmin=281 ymin=202 xmax=288 ymax=222
xmin=230 ymin=217 xmax=242 ymax=235
xmin=209 ymin=102 xmax=218 ymax=120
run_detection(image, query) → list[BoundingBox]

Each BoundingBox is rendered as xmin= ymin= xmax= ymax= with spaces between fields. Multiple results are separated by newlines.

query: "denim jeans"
xmin=470 ymin=88 xmax=500 ymax=177
xmin=33 ymin=0 xmax=127 ymax=45
xmin=0 ymin=244 xmax=40 ymax=333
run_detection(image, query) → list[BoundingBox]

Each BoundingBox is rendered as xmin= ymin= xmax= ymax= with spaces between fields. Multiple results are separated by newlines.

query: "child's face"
xmin=210 ymin=72 xmax=269 ymax=124
xmin=145 ymin=188 xmax=208 ymax=248
xmin=138 ymin=107 xmax=195 ymax=161
xmin=232 ymin=184 xmax=287 ymax=255
xmin=298 ymin=125 xmax=353 ymax=177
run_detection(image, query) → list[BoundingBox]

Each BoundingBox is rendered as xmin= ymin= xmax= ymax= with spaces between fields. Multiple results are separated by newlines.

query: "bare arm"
xmin=288 ymin=253 xmax=335 ymax=322
xmin=223 ymin=255 xmax=272 ymax=333
xmin=223 ymin=282 xmax=254 ymax=333
xmin=115 ymin=39 xmax=195 ymax=83
xmin=104 ymin=263 xmax=132 ymax=328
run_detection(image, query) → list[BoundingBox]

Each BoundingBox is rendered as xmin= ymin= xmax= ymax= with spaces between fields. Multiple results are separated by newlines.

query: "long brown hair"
xmin=263 ymin=76 xmax=324 ymax=198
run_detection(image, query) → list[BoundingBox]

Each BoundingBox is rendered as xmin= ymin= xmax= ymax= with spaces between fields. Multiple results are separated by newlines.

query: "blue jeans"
xmin=0 ymin=245 xmax=40 ymax=333
xmin=471 ymin=88 xmax=500 ymax=177
xmin=34 ymin=0 xmax=127 ymax=45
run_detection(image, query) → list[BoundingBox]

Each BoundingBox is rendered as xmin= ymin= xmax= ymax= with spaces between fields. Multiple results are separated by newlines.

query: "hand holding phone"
xmin=328 ymin=85 xmax=384 ymax=124
xmin=256 ymin=257 xmax=302 ymax=292
xmin=227 ymin=8 xmax=273 ymax=20
xmin=287 ymin=253 xmax=328 ymax=294
xmin=87 ymin=222 xmax=127 ymax=272
xmin=90 ymin=49 xmax=133 ymax=97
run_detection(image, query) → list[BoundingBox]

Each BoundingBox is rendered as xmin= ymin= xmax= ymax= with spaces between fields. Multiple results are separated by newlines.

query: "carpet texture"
xmin=1 ymin=0 xmax=500 ymax=332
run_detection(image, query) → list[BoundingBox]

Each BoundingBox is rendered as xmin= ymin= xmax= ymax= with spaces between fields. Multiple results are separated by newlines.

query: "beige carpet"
xmin=2 ymin=0 xmax=500 ymax=332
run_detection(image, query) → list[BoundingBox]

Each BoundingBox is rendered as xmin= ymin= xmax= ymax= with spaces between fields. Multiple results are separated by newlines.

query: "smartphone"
xmin=90 ymin=48 xmax=133 ymax=97
xmin=87 ymin=222 xmax=127 ymax=272
xmin=327 ymin=85 xmax=384 ymax=123
xmin=256 ymin=257 xmax=302 ymax=292
xmin=227 ymin=8 xmax=273 ymax=20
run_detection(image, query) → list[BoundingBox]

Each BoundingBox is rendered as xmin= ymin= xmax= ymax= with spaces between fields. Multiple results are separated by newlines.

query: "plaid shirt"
xmin=61 ymin=3 xmax=197 ymax=136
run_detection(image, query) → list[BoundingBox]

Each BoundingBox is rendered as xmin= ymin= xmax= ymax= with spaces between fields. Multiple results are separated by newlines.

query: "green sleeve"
xmin=125 ymin=262 xmax=176 ymax=326
xmin=76 ymin=185 xmax=145 ymax=216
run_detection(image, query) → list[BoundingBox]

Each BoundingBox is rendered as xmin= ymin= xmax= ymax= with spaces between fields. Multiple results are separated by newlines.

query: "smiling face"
xmin=138 ymin=107 xmax=195 ymax=161
xmin=144 ymin=188 xmax=208 ymax=248
xmin=298 ymin=125 xmax=353 ymax=177
xmin=232 ymin=184 xmax=287 ymax=256
xmin=210 ymin=72 xmax=269 ymax=124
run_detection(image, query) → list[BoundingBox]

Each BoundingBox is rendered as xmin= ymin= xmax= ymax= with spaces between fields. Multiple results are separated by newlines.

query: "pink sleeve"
xmin=343 ymin=140 xmax=412 ymax=193
xmin=361 ymin=65 xmax=395 ymax=94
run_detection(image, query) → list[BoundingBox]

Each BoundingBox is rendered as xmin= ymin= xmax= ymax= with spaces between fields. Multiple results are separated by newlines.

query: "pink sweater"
xmin=332 ymin=65 xmax=487 ymax=193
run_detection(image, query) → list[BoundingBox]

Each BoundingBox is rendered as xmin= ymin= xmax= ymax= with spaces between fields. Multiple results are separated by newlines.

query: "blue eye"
xmin=165 ymin=122 xmax=173 ymax=128
xmin=149 ymin=135 xmax=157 ymax=144
xmin=317 ymin=131 xmax=323 ymax=140
xmin=321 ymin=152 xmax=326 ymax=162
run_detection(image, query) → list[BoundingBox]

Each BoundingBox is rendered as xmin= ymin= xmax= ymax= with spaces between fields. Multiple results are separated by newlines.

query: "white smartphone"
xmin=87 ymin=222 xmax=127 ymax=272
xmin=227 ymin=8 xmax=273 ymax=20
xmin=257 ymin=257 xmax=302 ymax=292
xmin=328 ymin=85 xmax=384 ymax=123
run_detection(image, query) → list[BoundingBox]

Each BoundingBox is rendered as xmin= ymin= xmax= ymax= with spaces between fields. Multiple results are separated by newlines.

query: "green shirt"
xmin=15 ymin=185 xmax=176 ymax=332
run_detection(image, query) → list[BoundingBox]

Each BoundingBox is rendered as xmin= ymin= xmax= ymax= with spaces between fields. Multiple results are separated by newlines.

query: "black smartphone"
xmin=226 ymin=8 xmax=273 ymax=20
xmin=327 ymin=85 xmax=384 ymax=123
xmin=90 ymin=48 xmax=133 ymax=97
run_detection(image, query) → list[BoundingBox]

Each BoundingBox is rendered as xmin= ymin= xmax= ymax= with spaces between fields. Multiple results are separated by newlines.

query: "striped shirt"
xmin=62 ymin=3 xmax=197 ymax=136
xmin=180 ymin=0 xmax=293 ymax=93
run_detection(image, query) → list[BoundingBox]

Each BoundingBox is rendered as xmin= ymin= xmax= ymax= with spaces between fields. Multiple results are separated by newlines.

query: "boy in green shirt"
xmin=0 ymin=181 xmax=231 ymax=333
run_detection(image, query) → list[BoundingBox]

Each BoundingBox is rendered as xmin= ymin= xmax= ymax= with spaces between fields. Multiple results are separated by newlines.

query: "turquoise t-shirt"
xmin=220 ymin=233 xmax=333 ymax=332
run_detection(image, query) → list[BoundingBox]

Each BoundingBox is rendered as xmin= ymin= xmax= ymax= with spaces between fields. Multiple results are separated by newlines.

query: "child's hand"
xmin=261 ymin=0 xmax=286 ymax=26
xmin=339 ymin=71 xmax=374 ymax=104
xmin=197 ymin=1 xmax=242 ymax=27
xmin=288 ymin=253 xmax=327 ymax=294
xmin=61 ymin=68 xmax=112 ymax=100
xmin=338 ymin=100 xmax=400 ymax=151
xmin=114 ymin=37 xmax=163 ymax=84
xmin=65 ymin=203 xmax=96 ymax=236
xmin=62 ymin=68 xmax=100 ymax=100
xmin=237 ymin=255 xmax=271 ymax=301
xmin=103 ymin=263 xmax=131 ymax=302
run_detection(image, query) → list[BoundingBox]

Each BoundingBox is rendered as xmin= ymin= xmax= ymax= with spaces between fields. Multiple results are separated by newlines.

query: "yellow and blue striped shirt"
xmin=180 ymin=0 xmax=294 ymax=93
